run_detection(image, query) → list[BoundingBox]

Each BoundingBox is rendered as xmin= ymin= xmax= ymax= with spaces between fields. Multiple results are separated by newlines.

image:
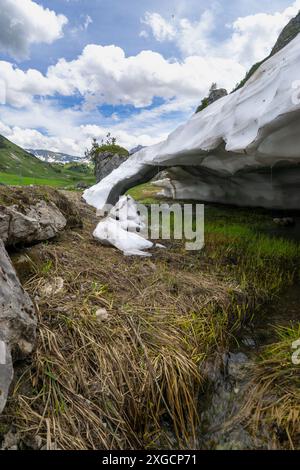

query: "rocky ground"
xmin=0 ymin=187 xmax=300 ymax=450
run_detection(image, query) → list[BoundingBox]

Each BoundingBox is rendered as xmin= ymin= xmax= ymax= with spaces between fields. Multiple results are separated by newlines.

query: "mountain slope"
xmin=235 ymin=10 xmax=300 ymax=91
xmin=0 ymin=135 xmax=95 ymax=187
xmin=0 ymin=135 xmax=60 ymax=179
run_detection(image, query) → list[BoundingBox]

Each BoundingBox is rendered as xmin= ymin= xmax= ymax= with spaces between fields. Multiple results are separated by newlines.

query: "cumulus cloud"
xmin=0 ymin=0 xmax=68 ymax=59
xmin=0 ymin=42 xmax=245 ymax=109
xmin=141 ymin=1 xmax=300 ymax=67
xmin=1 ymin=1 xmax=299 ymax=156
xmin=0 ymin=60 xmax=70 ymax=107
xmin=225 ymin=0 xmax=300 ymax=66
xmin=0 ymin=106 xmax=171 ymax=156
xmin=46 ymin=44 xmax=244 ymax=109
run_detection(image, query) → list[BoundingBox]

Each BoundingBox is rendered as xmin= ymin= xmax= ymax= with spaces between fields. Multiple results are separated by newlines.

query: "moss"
xmin=96 ymin=144 xmax=129 ymax=157
xmin=195 ymin=97 xmax=209 ymax=114
xmin=232 ymin=59 xmax=266 ymax=92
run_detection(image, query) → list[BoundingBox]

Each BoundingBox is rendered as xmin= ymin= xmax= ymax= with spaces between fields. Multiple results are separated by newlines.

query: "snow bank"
xmin=84 ymin=33 xmax=300 ymax=211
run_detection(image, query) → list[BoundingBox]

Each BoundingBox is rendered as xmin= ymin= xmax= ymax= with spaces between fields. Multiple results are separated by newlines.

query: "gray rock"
xmin=271 ymin=11 xmax=300 ymax=56
xmin=0 ymin=240 xmax=36 ymax=414
xmin=207 ymin=87 xmax=228 ymax=105
xmin=76 ymin=182 xmax=89 ymax=190
xmin=94 ymin=151 xmax=129 ymax=183
xmin=1 ymin=431 xmax=19 ymax=450
xmin=0 ymin=201 xmax=67 ymax=246
xmin=129 ymin=145 xmax=146 ymax=155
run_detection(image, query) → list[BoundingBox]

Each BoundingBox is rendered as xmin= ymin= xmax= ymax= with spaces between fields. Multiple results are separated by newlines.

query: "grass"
xmin=95 ymin=144 xmax=129 ymax=157
xmin=0 ymin=134 xmax=95 ymax=188
xmin=0 ymin=171 xmax=95 ymax=188
xmin=127 ymin=183 xmax=165 ymax=204
xmin=1 ymin=189 xmax=299 ymax=450
xmin=0 ymin=193 xmax=244 ymax=450
xmin=5 ymin=235 xmax=238 ymax=448
xmin=241 ymin=325 xmax=300 ymax=449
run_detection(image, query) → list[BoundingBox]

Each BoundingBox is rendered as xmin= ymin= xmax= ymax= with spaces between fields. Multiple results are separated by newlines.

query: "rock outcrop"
xmin=271 ymin=11 xmax=300 ymax=55
xmin=196 ymin=87 xmax=228 ymax=113
xmin=0 ymin=186 xmax=82 ymax=246
xmin=94 ymin=151 xmax=129 ymax=183
xmin=0 ymin=239 xmax=36 ymax=413
xmin=83 ymin=31 xmax=300 ymax=211
xmin=0 ymin=187 xmax=81 ymax=414
xmin=0 ymin=201 xmax=66 ymax=246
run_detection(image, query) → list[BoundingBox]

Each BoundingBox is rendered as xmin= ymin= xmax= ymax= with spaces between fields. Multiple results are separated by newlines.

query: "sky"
xmin=0 ymin=0 xmax=299 ymax=157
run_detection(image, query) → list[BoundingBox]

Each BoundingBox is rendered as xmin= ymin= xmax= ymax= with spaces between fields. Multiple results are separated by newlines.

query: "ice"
xmin=83 ymin=34 xmax=300 ymax=211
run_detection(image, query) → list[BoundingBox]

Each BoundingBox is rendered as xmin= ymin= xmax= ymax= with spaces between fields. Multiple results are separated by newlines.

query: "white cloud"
xmin=141 ymin=12 xmax=176 ymax=42
xmin=139 ymin=30 xmax=149 ymax=39
xmin=1 ymin=1 xmax=299 ymax=156
xmin=0 ymin=40 xmax=245 ymax=109
xmin=82 ymin=15 xmax=93 ymax=31
xmin=225 ymin=1 xmax=300 ymax=66
xmin=0 ymin=0 xmax=68 ymax=59
xmin=46 ymin=44 xmax=244 ymax=109
xmin=141 ymin=1 xmax=300 ymax=67
xmin=0 ymin=60 xmax=70 ymax=107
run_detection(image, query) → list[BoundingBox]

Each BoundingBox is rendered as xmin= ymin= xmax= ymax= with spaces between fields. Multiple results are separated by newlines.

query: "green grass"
xmin=96 ymin=144 xmax=129 ymax=157
xmin=127 ymin=182 xmax=164 ymax=204
xmin=0 ymin=134 xmax=95 ymax=188
xmin=243 ymin=324 xmax=300 ymax=449
xmin=0 ymin=171 xmax=95 ymax=188
xmin=129 ymin=183 xmax=300 ymax=303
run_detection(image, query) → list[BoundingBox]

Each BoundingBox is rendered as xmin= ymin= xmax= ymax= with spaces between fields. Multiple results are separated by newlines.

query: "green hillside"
xmin=0 ymin=135 xmax=95 ymax=188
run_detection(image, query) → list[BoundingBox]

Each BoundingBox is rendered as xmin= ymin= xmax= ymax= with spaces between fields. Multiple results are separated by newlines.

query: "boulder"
xmin=76 ymin=182 xmax=89 ymax=190
xmin=0 ymin=201 xmax=67 ymax=246
xmin=207 ymin=87 xmax=228 ymax=105
xmin=0 ymin=239 xmax=36 ymax=413
xmin=94 ymin=151 xmax=129 ymax=183
xmin=83 ymin=32 xmax=300 ymax=211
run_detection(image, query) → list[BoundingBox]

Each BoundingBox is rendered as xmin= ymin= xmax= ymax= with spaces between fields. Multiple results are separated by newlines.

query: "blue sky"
xmin=0 ymin=0 xmax=299 ymax=156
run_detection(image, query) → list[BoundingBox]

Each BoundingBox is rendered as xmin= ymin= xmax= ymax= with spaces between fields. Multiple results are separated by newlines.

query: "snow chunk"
xmin=93 ymin=196 xmax=163 ymax=257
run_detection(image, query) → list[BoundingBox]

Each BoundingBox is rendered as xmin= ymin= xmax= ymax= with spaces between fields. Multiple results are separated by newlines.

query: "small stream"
xmin=199 ymin=213 xmax=300 ymax=449
xmin=199 ymin=283 xmax=300 ymax=449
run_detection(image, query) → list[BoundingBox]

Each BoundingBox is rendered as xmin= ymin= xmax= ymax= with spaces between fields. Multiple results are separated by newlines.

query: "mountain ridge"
xmin=27 ymin=148 xmax=85 ymax=164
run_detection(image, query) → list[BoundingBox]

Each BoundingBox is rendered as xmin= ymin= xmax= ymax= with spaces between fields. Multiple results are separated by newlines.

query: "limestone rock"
xmin=0 ymin=201 xmax=67 ymax=246
xmin=95 ymin=308 xmax=110 ymax=321
xmin=0 ymin=239 xmax=36 ymax=413
xmin=207 ymin=87 xmax=228 ymax=106
xmin=94 ymin=151 xmax=129 ymax=183
xmin=271 ymin=11 xmax=300 ymax=56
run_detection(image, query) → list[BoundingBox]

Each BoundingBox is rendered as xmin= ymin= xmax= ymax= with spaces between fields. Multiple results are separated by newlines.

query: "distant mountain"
xmin=27 ymin=149 xmax=86 ymax=164
xmin=129 ymin=145 xmax=146 ymax=155
xmin=0 ymin=135 xmax=95 ymax=187
xmin=0 ymin=135 xmax=60 ymax=179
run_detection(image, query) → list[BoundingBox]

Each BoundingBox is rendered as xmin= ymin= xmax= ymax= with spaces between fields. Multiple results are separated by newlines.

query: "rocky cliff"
xmin=94 ymin=151 xmax=129 ymax=183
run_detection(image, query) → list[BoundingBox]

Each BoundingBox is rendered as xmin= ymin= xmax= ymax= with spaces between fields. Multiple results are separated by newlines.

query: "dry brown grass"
xmin=239 ymin=325 xmax=300 ymax=449
xmin=5 ymin=193 xmax=244 ymax=450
